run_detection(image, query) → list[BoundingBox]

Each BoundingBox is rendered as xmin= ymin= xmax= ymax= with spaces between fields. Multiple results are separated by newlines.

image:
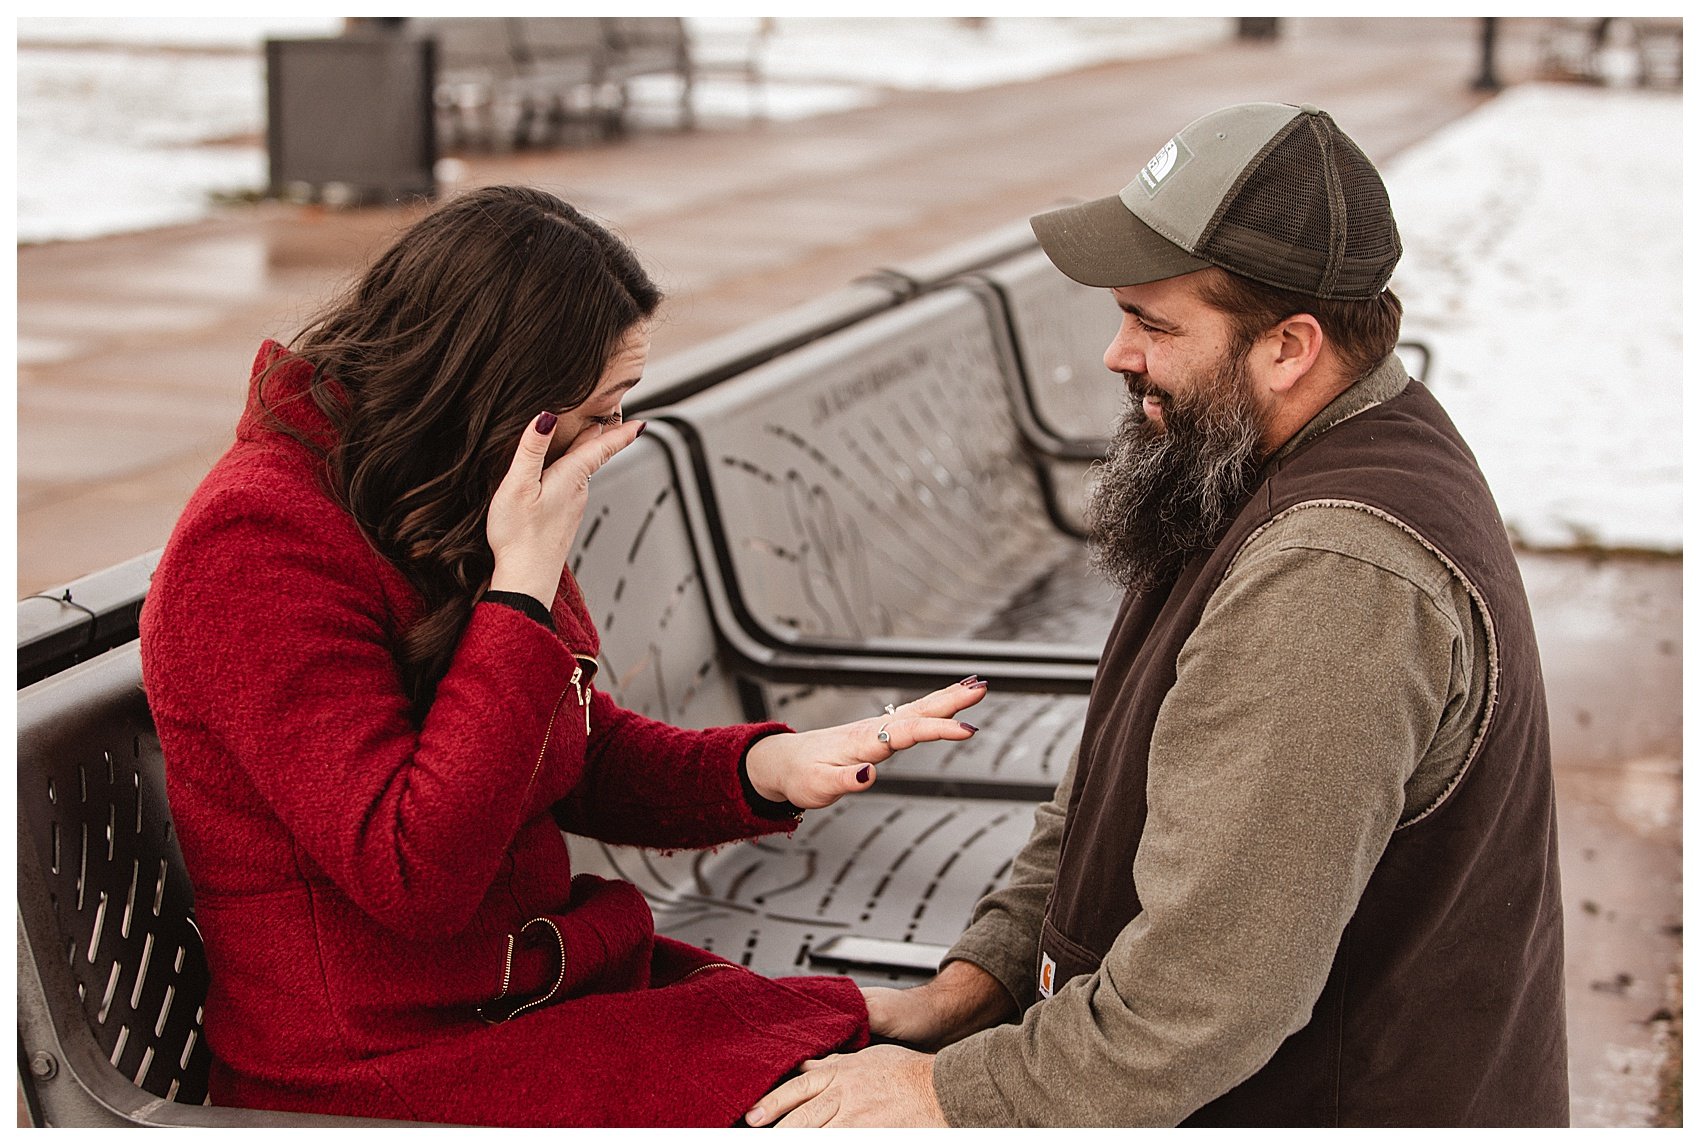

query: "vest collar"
xmin=1273 ymin=352 xmax=1411 ymax=464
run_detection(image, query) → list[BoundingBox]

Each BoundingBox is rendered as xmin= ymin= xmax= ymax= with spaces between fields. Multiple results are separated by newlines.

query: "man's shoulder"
xmin=1230 ymin=502 xmax=1465 ymax=618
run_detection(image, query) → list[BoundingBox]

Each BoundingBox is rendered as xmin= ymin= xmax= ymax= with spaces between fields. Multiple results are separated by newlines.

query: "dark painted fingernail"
xmin=534 ymin=410 xmax=557 ymax=434
xmin=968 ymin=678 xmax=988 ymax=690
xmin=856 ymin=766 xmax=871 ymax=783
xmin=958 ymin=675 xmax=979 ymax=687
xmin=959 ymin=722 xmax=979 ymax=733
xmin=634 ymin=422 xmax=647 ymax=438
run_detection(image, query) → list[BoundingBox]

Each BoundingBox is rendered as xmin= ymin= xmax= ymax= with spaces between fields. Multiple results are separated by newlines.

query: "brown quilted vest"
xmin=1038 ymin=380 xmax=1569 ymax=1126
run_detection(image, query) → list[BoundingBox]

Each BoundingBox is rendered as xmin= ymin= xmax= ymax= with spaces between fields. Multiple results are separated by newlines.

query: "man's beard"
xmin=1084 ymin=345 xmax=1267 ymax=594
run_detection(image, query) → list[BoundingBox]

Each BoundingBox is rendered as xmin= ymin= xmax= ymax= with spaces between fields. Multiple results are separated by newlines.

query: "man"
xmin=745 ymin=102 xmax=1568 ymax=1127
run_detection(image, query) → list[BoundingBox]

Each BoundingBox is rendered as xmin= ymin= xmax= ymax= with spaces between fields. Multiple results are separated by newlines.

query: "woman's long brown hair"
xmin=259 ymin=186 xmax=661 ymax=717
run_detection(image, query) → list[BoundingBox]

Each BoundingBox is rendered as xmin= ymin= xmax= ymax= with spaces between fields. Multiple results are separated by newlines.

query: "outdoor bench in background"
xmin=401 ymin=16 xmax=697 ymax=150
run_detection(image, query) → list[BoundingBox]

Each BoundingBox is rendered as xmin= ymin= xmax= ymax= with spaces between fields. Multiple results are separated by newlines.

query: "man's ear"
xmin=1264 ymin=313 xmax=1325 ymax=396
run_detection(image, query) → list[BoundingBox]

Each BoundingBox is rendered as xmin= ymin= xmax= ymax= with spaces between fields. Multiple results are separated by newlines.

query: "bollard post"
xmin=1472 ymin=17 xmax=1502 ymax=91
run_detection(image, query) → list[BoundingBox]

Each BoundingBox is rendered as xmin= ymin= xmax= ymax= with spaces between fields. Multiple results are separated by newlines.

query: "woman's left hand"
xmin=743 ymin=677 xmax=988 ymax=810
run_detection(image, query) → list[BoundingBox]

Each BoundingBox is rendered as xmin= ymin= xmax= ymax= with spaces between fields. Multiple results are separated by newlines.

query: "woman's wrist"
xmin=740 ymin=731 xmax=810 ymax=821
xmin=742 ymin=732 xmax=794 ymax=804
xmin=489 ymin=561 xmax=561 ymax=609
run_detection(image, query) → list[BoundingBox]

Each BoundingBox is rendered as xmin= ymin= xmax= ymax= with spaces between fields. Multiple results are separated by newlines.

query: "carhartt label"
xmin=1137 ymin=136 xmax=1192 ymax=197
xmin=1038 ymin=952 xmax=1057 ymax=999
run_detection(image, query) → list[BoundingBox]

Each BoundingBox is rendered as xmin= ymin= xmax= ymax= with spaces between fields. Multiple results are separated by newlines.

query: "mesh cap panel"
xmin=1197 ymin=110 xmax=1400 ymax=300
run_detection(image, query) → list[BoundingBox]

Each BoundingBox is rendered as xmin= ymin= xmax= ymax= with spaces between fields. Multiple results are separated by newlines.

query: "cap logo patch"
xmin=1137 ymin=136 xmax=1192 ymax=198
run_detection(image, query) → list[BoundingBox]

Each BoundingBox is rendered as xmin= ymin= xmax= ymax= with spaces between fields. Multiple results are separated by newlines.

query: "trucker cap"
xmin=1031 ymin=102 xmax=1401 ymax=300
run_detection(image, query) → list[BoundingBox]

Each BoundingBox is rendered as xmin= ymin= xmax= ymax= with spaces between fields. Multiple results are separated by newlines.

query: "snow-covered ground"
xmin=1384 ymin=83 xmax=1682 ymax=554
xmin=12 ymin=19 xmax=1684 ymax=556
xmin=15 ymin=16 xmax=1233 ymax=244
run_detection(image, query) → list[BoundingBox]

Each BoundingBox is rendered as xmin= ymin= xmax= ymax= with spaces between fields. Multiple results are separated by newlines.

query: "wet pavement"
xmin=1524 ymin=553 xmax=1684 ymax=1126
xmin=19 ymin=17 xmax=1516 ymax=596
xmin=15 ymin=18 xmax=1680 ymax=1127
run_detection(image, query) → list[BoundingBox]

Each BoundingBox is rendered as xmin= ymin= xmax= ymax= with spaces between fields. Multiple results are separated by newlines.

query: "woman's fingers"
xmin=872 ymin=715 xmax=978 ymax=755
xmin=497 ymin=410 xmax=561 ymax=496
xmin=892 ymin=676 xmax=989 ymax=720
xmin=545 ymin=418 xmax=646 ymax=490
xmin=487 ymin=414 xmax=644 ymax=605
xmin=808 ymin=714 xmax=982 ymax=802
xmin=837 ymin=760 xmax=878 ymax=796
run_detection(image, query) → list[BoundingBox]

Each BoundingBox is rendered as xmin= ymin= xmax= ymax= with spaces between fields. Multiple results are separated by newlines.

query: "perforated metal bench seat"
xmin=570 ymin=791 xmax=1040 ymax=986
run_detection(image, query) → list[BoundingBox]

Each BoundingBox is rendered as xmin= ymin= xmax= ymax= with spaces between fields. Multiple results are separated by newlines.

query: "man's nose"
xmin=1104 ymin=330 xmax=1145 ymax=376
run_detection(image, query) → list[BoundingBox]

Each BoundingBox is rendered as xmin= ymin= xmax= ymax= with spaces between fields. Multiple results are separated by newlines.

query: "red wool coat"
xmin=137 ymin=343 xmax=869 ymax=1126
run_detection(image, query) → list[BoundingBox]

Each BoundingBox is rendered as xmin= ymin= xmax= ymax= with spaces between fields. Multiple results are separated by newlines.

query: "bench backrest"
xmin=970 ymin=246 xmax=1125 ymax=445
xmin=514 ymin=17 xmax=606 ymax=61
xmin=405 ymin=17 xmax=522 ymax=76
xmin=602 ymin=16 xmax=689 ymax=55
xmin=566 ymin=433 xmax=750 ymax=729
xmin=17 ymin=646 xmax=214 ymax=1119
xmin=661 ymin=285 xmax=1082 ymax=648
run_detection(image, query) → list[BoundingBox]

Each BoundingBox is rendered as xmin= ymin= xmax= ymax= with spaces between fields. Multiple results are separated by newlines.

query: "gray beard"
xmin=1084 ymin=354 xmax=1266 ymax=594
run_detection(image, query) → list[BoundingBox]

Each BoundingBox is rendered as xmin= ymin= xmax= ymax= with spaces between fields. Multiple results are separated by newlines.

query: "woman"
xmin=137 ymin=186 xmax=986 ymax=1127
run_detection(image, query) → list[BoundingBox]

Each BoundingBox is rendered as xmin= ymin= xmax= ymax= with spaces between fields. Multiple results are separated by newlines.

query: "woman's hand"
xmin=487 ymin=411 xmax=645 ymax=606
xmin=743 ymin=677 xmax=989 ymax=809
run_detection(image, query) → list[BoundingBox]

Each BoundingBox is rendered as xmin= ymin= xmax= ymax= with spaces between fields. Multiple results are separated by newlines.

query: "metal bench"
xmin=573 ymin=428 xmax=1088 ymax=804
xmin=402 ymin=17 xmax=532 ymax=151
xmin=506 ymin=17 xmax=620 ymax=146
xmin=17 ymin=429 xmax=1072 ymax=1124
xmin=599 ymin=17 xmax=696 ymax=133
xmin=402 ymin=17 xmax=698 ymax=150
xmin=17 ymin=646 xmax=415 ymax=1127
xmin=19 ymin=550 xmax=160 ymax=689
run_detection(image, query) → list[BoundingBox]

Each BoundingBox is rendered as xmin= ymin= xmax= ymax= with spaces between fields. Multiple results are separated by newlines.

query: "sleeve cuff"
xmin=944 ymin=934 xmax=1037 ymax=1013
xmin=482 ymin=591 xmax=554 ymax=630
xmin=738 ymin=728 xmax=805 ymax=822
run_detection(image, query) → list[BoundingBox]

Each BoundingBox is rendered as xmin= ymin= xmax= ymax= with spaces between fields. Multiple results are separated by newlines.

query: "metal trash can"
xmin=265 ymin=36 xmax=437 ymax=205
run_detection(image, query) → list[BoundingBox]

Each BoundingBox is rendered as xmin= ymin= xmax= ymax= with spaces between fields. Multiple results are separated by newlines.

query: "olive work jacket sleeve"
xmin=930 ymin=503 xmax=1488 ymax=1127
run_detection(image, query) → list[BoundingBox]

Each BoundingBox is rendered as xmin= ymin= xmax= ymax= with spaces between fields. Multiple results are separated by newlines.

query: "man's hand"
xmin=743 ymin=1045 xmax=948 ymax=1127
xmin=862 ymin=959 xmax=1017 ymax=1050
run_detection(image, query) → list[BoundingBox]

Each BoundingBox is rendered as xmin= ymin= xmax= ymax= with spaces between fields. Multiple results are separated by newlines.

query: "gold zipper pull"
xmin=569 ymin=663 xmax=591 ymax=738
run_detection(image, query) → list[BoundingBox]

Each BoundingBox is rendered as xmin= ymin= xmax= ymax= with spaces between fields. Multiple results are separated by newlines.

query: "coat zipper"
xmin=495 ymin=934 xmax=517 ymax=1000
xmin=523 ymin=655 xmax=595 ymax=794
xmin=504 ymin=916 xmax=569 ymax=1022
xmin=569 ymin=655 xmax=596 ymax=738
xmin=484 ymin=656 xmax=602 ymax=1024
xmin=525 ymin=684 xmax=572 ymax=796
